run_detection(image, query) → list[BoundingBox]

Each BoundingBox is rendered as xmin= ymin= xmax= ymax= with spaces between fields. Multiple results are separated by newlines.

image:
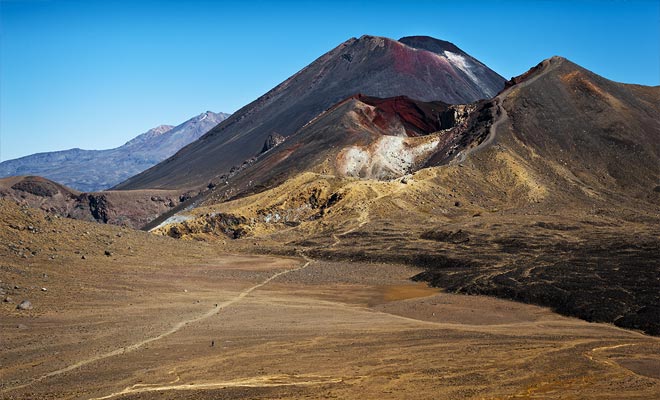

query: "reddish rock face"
xmin=391 ymin=40 xmax=450 ymax=75
xmin=354 ymin=95 xmax=451 ymax=137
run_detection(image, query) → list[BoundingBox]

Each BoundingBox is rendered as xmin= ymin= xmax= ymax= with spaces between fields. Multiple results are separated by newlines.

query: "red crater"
xmin=353 ymin=94 xmax=453 ymax=137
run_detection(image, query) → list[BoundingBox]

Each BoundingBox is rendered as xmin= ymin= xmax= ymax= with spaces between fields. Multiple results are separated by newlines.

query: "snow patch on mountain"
xmin=443 ymin=51 xmax=498 ymax=97
xmin=444 ymin=51 xmax=479 ymax=85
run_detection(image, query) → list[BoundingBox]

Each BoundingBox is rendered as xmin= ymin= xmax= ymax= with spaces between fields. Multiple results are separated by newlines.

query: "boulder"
xmin=16 ymin=300 xmax=32 ymax=310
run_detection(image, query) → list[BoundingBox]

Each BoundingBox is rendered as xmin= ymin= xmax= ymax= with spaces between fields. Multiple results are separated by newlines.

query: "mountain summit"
xmin=397 ymin=35 xmax=504 ymax=99
xmin=0 ymin=111 xmax=229 ymax=192
xmin=115 ymin=35 xmax=505 ymax=190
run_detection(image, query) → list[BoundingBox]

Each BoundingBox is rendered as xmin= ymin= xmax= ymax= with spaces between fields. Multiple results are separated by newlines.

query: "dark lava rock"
xmin=233 ymin=227 xmax=249 ymax=239
xmin=88 ymin=194 xmax=111 ymax=223
xmin=615 ymin=306 xmax=660 ymax=336
xmin=16 ymin=300 xmax=32 ymax=310
xmin=413 ymin=235 xmax=660 ymax=336
xmin=420 ymin=229 xmax=470 ymax=244
xmin=260 ymin=133 xmax=286 ymax=154
xmin=534 ymin=221 xmax=579 ymax=231
xmin=104 ymin=250 xmax=112 ymax=256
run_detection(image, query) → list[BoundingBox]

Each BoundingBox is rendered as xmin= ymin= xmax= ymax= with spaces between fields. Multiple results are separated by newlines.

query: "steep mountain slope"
xmin=115 ymin=35 xmax=505 ymax=190
xmin=152 ymin=57 xmax=660 ymax=334
xmin=475 ymin=56 xmax=659 ymax=199
xmin=0 ymin=111 xmax=229 ymax=192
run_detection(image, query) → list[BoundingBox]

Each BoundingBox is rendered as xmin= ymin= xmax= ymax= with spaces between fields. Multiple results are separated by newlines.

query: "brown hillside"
xmin=151 ymin=57 xmax=660 ymax=335
xmin=0 ymin=176 xmax=187 ymax=228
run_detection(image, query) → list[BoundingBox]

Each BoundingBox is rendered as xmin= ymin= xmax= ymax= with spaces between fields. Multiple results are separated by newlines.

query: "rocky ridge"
xmin=0 ymin=111 xmax=229 ymax=192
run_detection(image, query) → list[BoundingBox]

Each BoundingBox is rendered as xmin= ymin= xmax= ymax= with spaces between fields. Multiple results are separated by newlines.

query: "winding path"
xmin=91 ymin=374 xmax=346 ymax=400
xmin=0 ymin=258 xmax=313 ymax=395
xmin=451 ymin=57 xmax=562 ymax=165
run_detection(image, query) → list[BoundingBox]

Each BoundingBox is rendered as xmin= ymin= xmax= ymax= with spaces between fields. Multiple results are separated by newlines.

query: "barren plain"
xmin=1 ymin=200 xmax=659 ymax=399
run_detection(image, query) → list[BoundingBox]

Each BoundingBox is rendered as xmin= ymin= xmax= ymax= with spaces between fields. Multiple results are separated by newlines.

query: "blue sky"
xmin=1 ymin=0 xmax=658 ymax=161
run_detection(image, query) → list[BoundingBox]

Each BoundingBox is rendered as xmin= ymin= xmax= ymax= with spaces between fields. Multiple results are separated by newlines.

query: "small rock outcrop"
xmin=87 ymin=194 xmax=111 ymax=223
xmin=260 ymin=133 xmax=286 ymax=154
xmin=10 ymin=177 xmax=60 ymax=197
xmin=16 ymin=300 xmax=33 ymax=310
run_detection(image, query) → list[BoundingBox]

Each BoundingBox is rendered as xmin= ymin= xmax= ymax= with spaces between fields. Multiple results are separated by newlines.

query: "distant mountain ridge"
xmin=0 ymin=111 xmax=229 ymax=192
xmin=123 ymin=124 xmax=175 ymax=146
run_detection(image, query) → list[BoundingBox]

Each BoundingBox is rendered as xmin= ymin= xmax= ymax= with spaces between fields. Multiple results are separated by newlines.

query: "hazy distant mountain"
xmin=114 ymin=35 xmax=505 ymax=190
xmin=0 ymin=111 xmax=229 ymax=192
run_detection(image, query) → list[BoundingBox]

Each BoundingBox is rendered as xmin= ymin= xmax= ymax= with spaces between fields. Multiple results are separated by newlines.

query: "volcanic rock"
xmin=16 ymin=300 xmax=32 ymax=310
xmin=261 ymin=133 xmax=286 ymax=153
